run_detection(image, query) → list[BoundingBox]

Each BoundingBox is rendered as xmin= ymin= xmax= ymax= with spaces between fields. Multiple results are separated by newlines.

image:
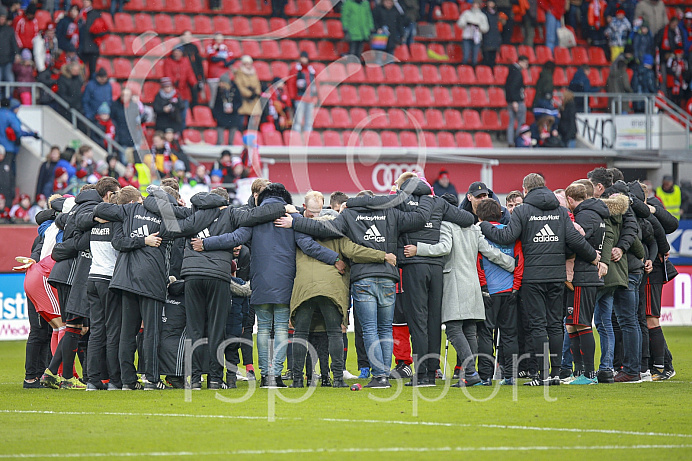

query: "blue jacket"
xmin=55 ymin=158 xmax=77 ymax=179
xmin=568 ymin=69 xmax=596 ymax=112
xmin=0 ymin=108 xmax=32 ymax=154
xmin=202 ymin=197 xmax=339 ymax=306
xmin=479 ymin=223 xmax=516 ymax=294
xmin=82 ymin=79 xmax=112 ymax=121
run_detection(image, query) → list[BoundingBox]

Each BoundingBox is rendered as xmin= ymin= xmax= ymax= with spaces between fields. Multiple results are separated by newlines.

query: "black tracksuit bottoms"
xmin=86 ymin=280 xmax=122 ymax=387
xmin=520 ymin=282 xmax=564 ymax=378
xmin=401 ymin=263 xmax=443 ymax=379
xmin=477 ymin=292 xmax=519 ymax=380
xmin=24 ymin=299 xmax=52 ymax=380
xmin=185 ymin=277 xmax=231 ymax=382
xmin=120 ymin=291 xmax=162 ymax=385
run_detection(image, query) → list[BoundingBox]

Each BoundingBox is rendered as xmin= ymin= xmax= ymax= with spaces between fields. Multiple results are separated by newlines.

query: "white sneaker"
xmin=342 ymin=369 xmax=358 ymax=380
xmin=236 ymin=370 xmax=248 ymax=381
xmin=640 ymin=370 xmax=653 ymax=382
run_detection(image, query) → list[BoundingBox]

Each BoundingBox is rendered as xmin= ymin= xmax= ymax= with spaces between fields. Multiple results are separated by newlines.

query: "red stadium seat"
xmin=377 ymin=86 xmax=396 ymax=106
xmin=572 ymin=46 xmax=588 ymax=66
xmin=444 ymin=109 xmax=464 ymax=130
xmin=365 ymin=66 xmax=385 ymax=84
xmin=254 ymin=61 xmax=271 ymax=80
xmin=322 ymin=130 xmax=342 ymax=146
xmin=387 ymin=109 xmax=408 ymax=129
xmin=518 ymin=45 xmax=537 ymax=64
xmin=281 ymin=40 xmax=300 ymax=60
xmin=487 ymin=88 xmax=507 ymax=107
xmin=344 ymin=62 xmax=365 ymax=84
xmin=437 ymin=131 xmax=455 ymax=147
xmin=535 ymin=46 xmax=553 ymax=64
xmin=319 ymin=84 xmax=340 ymax=105
xmin=125 ymin=0 xmax=145 ymax=11
xmin=317 ymin=41 xmax=339 ymax=61
xmin=494 ymin=66 xmax=508 ymax=85
xmin=261 ymin=41 xmax=281 ymax=59
xmin=498 ymin=45 xmax=518 ymax=64
xmin=340 ymin=86 xmax=359 ymax=106
xmin=455 ymin=132 xmax=474 ymax=147
xmin=499 ymin=110 xmax=509 ymax=129
xmin=132 ymin=13 xmax=154 ymax=34
xmin=174 ymin=14 xmax=193 ymax=33
xmin=395 ymin=86 xmax=414 ymax=106
xmin=451 ymin=87 xmax=470 ymax=107
xmin=262 ymin=131 xmax=283 ymax=146
xmin=242 ymin=41 xmax=261 ymax=58
xmin=183 ymin=0 xmax=204 ymax=12
xmin=566 ymin=66 xmax=577 ymax=82
xmin=475 ymin=132 xmax=493 ymax=148
xmin=553 ymin=68 xmax=568 ymax=86
xmin=439 ymin=65 xmax=457 ymax=84
xmin=446 ymin=44 xmax=463 ymax=63
xmin=298 ymin=40 xmax=318 ymax=60
xmin=433 ymin=85 xmax=455 ymax=106
xmin=183 ymin=129 xmax=202 ymax=143
xmin=114 ymin=13 xmax=134 ymax=33
xmin=193 ymin=15 xmax=213 ymax=34
xmin=222 ymin=0 xmax=243 ymax=14
xmin=384 ymin=65 xmax=404 ymax=84
xmin=362 ymin=131 xmax=381 ymax=147
xmin=524 ymin=87 xmax=535 ymax=107
xmin=350 ymin=108 xmax=368 ymax=127
xmin=410 ymin=43 xmax=429 ymax=62
xmin=421 ymin=65 xmax=441 ymax=83
xmin=402 ymin=64 xmax=422 ymax=83
xmin=312 ymin=108 xmax=331 ymax=129
xmin=368 ymin=108 xmax=388 ymax=129
xmin=393 ymin=45 xmax=411 ymax=62
xmin=213 ymin=17 xmax=235 ymax=35
xmin=400 ymin=131 xmax=419 ymax=147
xmin=270 ymin=61 xmax=289 ymax=79
xmin=554 ymin=47 xmax=571 ymax=66
xmin=251 ymin=17 xmax=270 ymax=35
xmin=481 ymin=110 xmax=502 ymax=130
xmin=325 ymin=19 xmax=344 ymax=39
xmin=306 ymin=21 xmax=326 ymax=38
xmin=112 ymin=58 xmax=132 ymax=79
xmin=324 ymin=63 xmax=346 ymax=82
xmin=435 ymin=22 xmax=454 ymax=40
xmin=381 ymin=131 xmax=400 ymax=147
xmin=470 ymin=88 xmax=490 ymax=107
xmin=147 ymin=0 xmax=165 ymax=10
xmin=190 ymin=106 xmax=214 ymax=127
xmin=306 ymin=131 xmax=323 ymax=147
xmin=462 ymin=110 xmax=482 ymax=130
xmin=101 ymin=36 xmax=125 ymax=56
xmin=269 ymin=17 xmax=288 ymax=32
xmin=414 ymin=87 xmax=433 ymax=107
xmin=154 ymin=14 xmax=175 ymax=35
xmin=589 ymin=68 xmax=604 ymax=87
xmin=441 ymin=1 xmax=459 ymax=20
xmin=203 ymin=129 xmax=218 ymax=145
xmin=425 ymin=109 xmax=444 ymax=130
xmin=457 ymin=65 xmax=476 ymax=85
xmin=330 ymin=108 xmax=350 ymax=128
xmin=588 ymin=47 xmax=608 ymax=66
xmin=166 ymin=0 xmax=185 ymax=11
xmin=359 ymin=86 xmax=378 ymax=106
xmin=96 ymin=58 xmax=113 ymax=75
xmin=475 ymin=65 xmax=493 ymax=85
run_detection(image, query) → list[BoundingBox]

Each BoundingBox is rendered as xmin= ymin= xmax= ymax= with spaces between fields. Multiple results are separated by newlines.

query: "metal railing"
xmin=0 ymin=81 xmax=127 ymax=157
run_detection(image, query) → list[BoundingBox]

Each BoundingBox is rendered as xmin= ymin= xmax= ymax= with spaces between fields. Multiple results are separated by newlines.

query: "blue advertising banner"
xmin=668 ymin=220 xmax=692 ymax=266
xmin=0 ymin=273 xmax=29 ymax=340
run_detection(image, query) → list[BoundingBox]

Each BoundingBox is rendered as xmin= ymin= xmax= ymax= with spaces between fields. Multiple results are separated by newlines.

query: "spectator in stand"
xmin=56 ymin=5 xmax=79 ymax=54
xmin=111 ymin=0 xmax=125 ymax=17
xmin=234 ymin=55 xmax=262 ymax=129
xmin=538 ymin=0 xmax=565 ymax=52
xmin=530 ymin=102 xmax=560 ymax=147
xmin=568 ymin=64 xmax=596 ymax=112
xmin=495 ymin=0 xmax=514 ymax=45
xmin=505 ymin=55 xmax=528 ymax=147
xmin=12 ymin=49 xmax=35 ymax=105
xmin=94 ymin=101 xmax=115 ymax=149
xmin=14 ymin=2 xmax=38 ymax=51
xmin=400 ymin=0 xmax=418 ymax=48
xmin=373 ymin=0 xmax=406 ymax=59
xmin=606 ymin=58 xmax=633 ymax=113
xmin=153 ymin=77 xmax=186 ymax=134
xmin=341 ymin=0 xmax=374 ymax=59
xmin=9 ymin=193 xmax=31 ymax=222
xmin=0 ymin=193 xmax=9 ymax=222
xmin=78 ymin=0 xmax=108 ymax=78
xmin=432 ymin=169 xmax=457 ymax=197
xmin=188 ymin=164 xmax=210 ymax=188
xmin=634 ymin=0 xmax=667 ymax=36
xmin=0 ymin=98 xmax=37 ymax=203
xmin=151 ymin=130 xmax=178 ymax=178
xmin=482 ymin=0 xmax=502 ymax=68
xmin=0 ymin=6 xmax=19 ymax=98
xmin=605 ymin=8 xmax=632 ymax=62
xmin=522 ymin=0 xmax=537 ymax=47
xmin=163 ymin=128 xmax=188 ymax=168
xmin=36 ymin=145 xmax=60 ymax=198
xmin=268 ymin=77 xmax=292 ymax=134
xmin=270 ymin=0 xmax=288 ymax=19
xmin=105 ymin=154 xmax=119 ymax=179
xmin=214 ymin=150 xmax=233 ymax=183
xmin=179 ymin=31 xmax=206 ymax=107
xmin=534 ymin=60 xmax=555 ymax=107
xmin=163 ymin=46 xmax=197 ymax=113
xmin=288 ymin=51 xmax=318 ymax=134
xmin=33 ymin=23 xmax=59 ymax=77
xmin=206 ymin=33 xmax=235 ymax=105
xmin=111 ymin=87 xmax=143 ymax=163
xmin=0 ymin=146 xmax=14 ymax=206
xmin=632 ymin=54 xmax=657 ymax=113
xmin=565 ymin=0 xmax=586 ymax=38
xmin=457 ymin=0 xmax=489 ymax=67
xmin=118 ymin=164 xmax=139 ymax=189
xmin=587 ymin=0 xmax=608 ymax=59
xmin=27 ymin=193 xmax=46 ymax=223
xmin=665 ymin=49 xmax=688 ymax=107
xmin=681 ymin=11 xmax=692 ymax=55
xmin=514 ymin=124 xmax=534 ymax=148
xmin=633 ymin=21 xmax=654 ymax=65
xmin=558 ymin=89 xmax=577 ymax=147
xmin=82 ymin=67 xmax=111 ymax=121
xmin=53 ymin=165 xmax=68 ymax=192
xmin=212 ymin=73 xmax=242 ymax=146
xmin=419 ymin=0 xmax=436 ymax=23
xmin=658 ymin=16 xmax=684 ymax=59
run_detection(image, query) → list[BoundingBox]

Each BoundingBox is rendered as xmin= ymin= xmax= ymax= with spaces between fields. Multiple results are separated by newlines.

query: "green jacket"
xmin=341 ymin=0 xmax=374 ymax=42
xmin=601 ymin=195 xmax=630 ymax=289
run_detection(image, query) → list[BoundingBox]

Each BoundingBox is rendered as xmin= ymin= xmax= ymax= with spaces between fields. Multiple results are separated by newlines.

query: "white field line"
xmin=1 ymin=444 xmax=692 ymax=458
xmin=2 ymin=409 xmax=692 ymax=439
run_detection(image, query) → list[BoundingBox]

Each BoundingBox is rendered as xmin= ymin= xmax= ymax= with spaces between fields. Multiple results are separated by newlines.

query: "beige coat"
xmin=233 ymin=68 xmax=262 ymax=116
xmin=417 ymin=222 xmax=515 ymax=323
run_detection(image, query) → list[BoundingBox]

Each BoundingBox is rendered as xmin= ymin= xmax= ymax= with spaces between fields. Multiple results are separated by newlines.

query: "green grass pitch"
xmin=1 ymin=328 xmax=691 ymax=460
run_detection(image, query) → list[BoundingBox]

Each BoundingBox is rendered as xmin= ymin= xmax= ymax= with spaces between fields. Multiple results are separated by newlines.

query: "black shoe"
xmin=246 ymin=370 xmax=256 ymax=381
xmin=226 ymin=374 xmax=238 ymax=389
xmin=389 ymin=361 xmax=413 ymax=379
xmin=321 ymin=376 xmax=332 ymax=387
xmin=464 ymin=372 xmax=482 ymax=387
xmin=559 ymin=368 xmax=573 ymax=380
xmin=523 ymin=377 xmax=546 ymax=386
xmin=187 ymin=381 xmax=202 ymax=391
xmin=597 ymin=369 xmax=615 ymax=384
xmin=290 ymin=378 xmax=304 ymax=388
xmin=144 ymin=380 xmax=170 ymax=390
xmin=260 ymin=376 xmax=270 ymax=388
xmin=23 ymin=379 xmax=41 ymax=389
xmin=273 ymin=376 xmax=287 ymax=388
xmin=86 ymin=382 xmax=107 ymax=391
xmin=122 ymin=382 xmax=144 ymax=390
xmin=332 ymin=378 xmax=348 ymax=388
xmin=165 ymin=376 xmax=185 ymax=389
xmin=364 ymin=377 xmax=391 ymax=388
xmin=405 ymin=377 xmax=435 ymax=387
xmin=262 ymin=376 xmax=287 ymax=388
xmin=518 ymin=370 xmax=533 ymax=379
xmin=281 ymin=370 xmax=293 ymax=381
xmin=208 ymin=380 xmax=228 ymax=390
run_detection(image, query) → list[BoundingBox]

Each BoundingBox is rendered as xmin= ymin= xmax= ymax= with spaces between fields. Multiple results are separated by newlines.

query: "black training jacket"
xmin=572 ymin=198 xmax=609 ymax=287
xmin=479 ymin=186 xmax=597 ymax=283
xmin=292 ymin=193 xmax=433 ymax=283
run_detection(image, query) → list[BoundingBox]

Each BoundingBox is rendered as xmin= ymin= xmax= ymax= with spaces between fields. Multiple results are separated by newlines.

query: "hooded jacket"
xmin=291 ymin=189 xmax=434 ymax=283
xmin=57 ymin=66 xmax=84 ymax=112
xmin=600 ymin=194 xmax=632 ymax=289
xmin=82 ymin=78 xmax=112 ymax=121
xmin=347 ymin=178 xmax=475 ymax=266
xmin=572 ymin=198 xmax=610 ymax=286
xmin=479 ymin=186 xmax=598 ymax=283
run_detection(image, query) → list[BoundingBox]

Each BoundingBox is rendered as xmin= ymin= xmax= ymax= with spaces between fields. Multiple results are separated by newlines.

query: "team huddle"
xmin=18 ymin=166 xmax=678 ymax=391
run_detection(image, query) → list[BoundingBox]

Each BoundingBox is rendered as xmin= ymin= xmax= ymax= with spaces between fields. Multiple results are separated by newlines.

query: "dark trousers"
xmin=86 ymin=280 xmax=122 ymax=386
xmin=446 ymin=319 xmax=477 ymax=376
xmin=353 ymin=303 xmax=369 ymax=369
xmin=401 ymin=263 xmax=443 ymax=379
xmin=24 ymin=299 xmax=52 ymax=380
xmin=306 ymin=330 xmax=330 ymax=378
xmin=80 ymin=53 xmax=99 ymax=79
xmin=224 ymin=297 xmax=245 ymax=370
xmin=638 ymin=275 xmax=650 ymax=371
xmin=520 ymin=282 xmax=564 ymax=378
xmin=498 ymin=7 xmax=514 ymax=44
xmin=482 ymin=49 xmax=497 ymax=68
xmin=119 ymin=291 xmax=162 ymax=385
xmin=185 ymin=278 xmax=231 ymax=382
xmin=292 ymin=297 xmax=344 ymax=380
xmin=349 ymin=41 xmax=365 ymax=57
xmin=478 ymin=292 xmax=518 ymax=380
xmin=56 ymin=283 xmax=71 ymax=323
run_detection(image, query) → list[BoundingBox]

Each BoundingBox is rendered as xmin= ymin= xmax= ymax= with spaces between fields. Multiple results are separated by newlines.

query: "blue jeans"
xmin=545 ymin=12 xmax=559 ymax=52
xmin=255 ymin=303 xmax=290 ymax=377
xmin=0 ymin=62 xmax=14 ymax=98
xmin=403 ymin=23 xmax=416 ymax=47
xmin=292 ymin=100 xmax=314 ymax=133
xmin=560 ymin=318 xmax=573 ymax=370
xmin=594 ymin=288 xmax=615 ymax=370
xmin=462 ymin=39 xmax=481 ymax=66
xmin=110 ymin=0 xmax=124 ymax=16
xmin=612 ymin=273 xmax=643 ymax=375
xmin=351 ymin=277 xmax=396 ymax=378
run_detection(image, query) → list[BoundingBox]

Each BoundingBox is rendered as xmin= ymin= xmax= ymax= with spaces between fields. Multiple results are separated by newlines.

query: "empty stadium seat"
xmin=362 ymin=130 xmax=381 ymax=147
xmin=487 ymin=87 xmax=507 ymax=107
xmin=101 ymin=36 xmax=125 ymax=56
xmin=475 ymin=65 xmax=493 ymax=85
xmin=325 ymin=19 xmax=344 ymax=39
xmin=554 ymin=47 xmax=571 ymax=66
xmin=270 ymin=61 xmax=289 ymax=79
xmin=410 ymin=43 xmax=429 ymax=62
xmin=535 ymin=46 xmax=553 ymax=64
xmin=421 ymin=64 xmax=441 ymax=83
xmin=451 ymin=87 xmax=470 ymax=107
xmin=322 ymin=130 xmax=342 ymax=146
xmin=306 ymin=131 xmax=323 ymax=147
xmin=437 ymin=132 xmax=456 ymax=147
xmin=281 ymin=40 xmax=300 ymax=60
xmin=255 ymin=61 xmax=272 ymax=80
xmin=457 ymin=65 xmax=476 ymax=85
xmin=350 ymin=108 xmax=368 ymax=127
xmin=251 ymin=17 xmax=270 ymax=35
xmin=377 ymin=86 xmax=396 ymax=106
xmin=365 ymin=66 xmax=385 ymax=84
xmin=368 ymin=109 xmax=388 ymax=129
xmin=380 ymin=131 xmax=399 ymax=147
xmin=193 ymin=15 xmax=213 ymax=34
xmin=414 ymin=87 xmax=433 ymax=107
xmin=261 ymin=41 xmax=281 ymax=59
xmin=242 ymin=41 xmax=261 ymax=58
xmin=408 ymin=108 xmax=425 ymax=128
xmin=462 ymin=110 xmax=482 ymax=130
xmin=425 ymin=109 xmax=444 ymax=130
xmin=443 ymin=109 xmax=464 ymax=130
xmin=439 ymin=65 xmax=457 ymax=84
xmin=432 ymin=86 xmax=452 ymax=106
xmin=494 ymin=66 xmax=508 ymax=85
xmin=395 ymin=86 xmax=414 ymax=106
xmin=174 ymin=14 xmax=193 ymax=33
xmin=189 ymin=106 xmax=214 ymax=127
xmin=312 ymin=108 xmax=331 ymax=129
xmin=114 ymin=13 xmax=134 ymax=33
xmin=455 ymin=132 xmax=474 ymax=147
xmin=183 ymin=129 xmax=202 ymax=143
xmin=553 ymin=68 xmax=568 ymax=86
xmin=340 ymin=86 xmax=359 ymax=106
xmin=572 ymin=47 xmax=588 ymax=66
xmin=470 ymin=88 xmax=490 ymax=107
xmin=229 ymin=17 xmax=249 ymax=35
xmin=402 ymin=64 xmax=422 ymax=84
xmin=154 ymin=14 xmax=175 ymax=35
xmin=319 ymin=84 xmax=340 ymax=105
xmin=400 ymin=131 xmax=419 ymax=147
xmin=112 ymin=58 xmax=132 ymax=79
xmin=330 ymin=108 xmax=350 ymax=128
xmin=387 ymin=109 xmax=408 ymax=129
xmin=518 ymin=45 xmax=537 ymax=64
xmin=481 ymin=110 xmax=502 ymax=130
xmin=435 ymin=22 xmax=454 ymax=41
xmin=203 ymin=129 xmax=218 ymax=145
xmin=317 ymin=41 xmax=338 ymax=61
xmin=589 ymin=68 xmax=604 ymax=87
xmin=262 ymin=130 xmax=284 ymax=146
xmin=589 ymin=47 xmax=608 ymax=66
xmin=384 ymin=65 xmax=404 ymax=84
xmin=498 ymin=45 xmax=518 ymax=64
xmin=441 ymin=1 xmax=459 ymax=20
xmin=475 ymin=132 xmax=493 ymax=148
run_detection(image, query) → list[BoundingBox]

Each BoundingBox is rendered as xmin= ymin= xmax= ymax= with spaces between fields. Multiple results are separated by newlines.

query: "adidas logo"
xmin=196 ymin=228 xmax=211 ymax=240
xmin=533 ymin=224 xmax=559 ymax=243
xmin=130 ymin=224 xmax=150 ymax=238
xmin=364 ymin=225 xmax=385 ymax=242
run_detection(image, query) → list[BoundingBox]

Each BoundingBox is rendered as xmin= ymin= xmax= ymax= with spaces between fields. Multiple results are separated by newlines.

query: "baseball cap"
xmin=300 ymin=51 xmax=309 ymax=59
xmin=467 ymin=181 xmax=489 ymax=197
